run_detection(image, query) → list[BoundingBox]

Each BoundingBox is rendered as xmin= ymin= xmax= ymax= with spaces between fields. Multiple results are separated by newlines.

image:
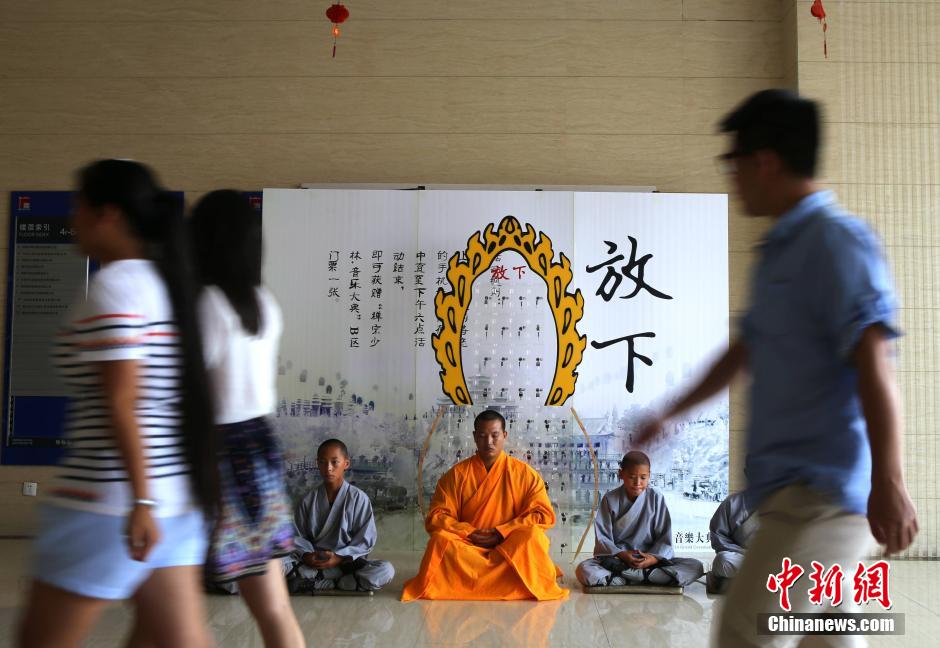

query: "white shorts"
xmin=31 ymin=503 xmax=208 ymax=600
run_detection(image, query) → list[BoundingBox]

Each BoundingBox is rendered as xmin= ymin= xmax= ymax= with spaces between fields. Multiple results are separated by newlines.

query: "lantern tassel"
xmin=325 ymin=4 xmax=349 ymax=59
xmin=810 ymin=0 xmax=828 ymax=59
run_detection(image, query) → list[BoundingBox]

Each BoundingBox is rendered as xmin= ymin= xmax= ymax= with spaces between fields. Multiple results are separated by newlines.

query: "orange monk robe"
xmin=401 ymin=452 xmax=568 ymax=601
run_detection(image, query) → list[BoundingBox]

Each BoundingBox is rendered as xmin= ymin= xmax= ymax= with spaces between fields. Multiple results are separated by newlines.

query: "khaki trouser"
xmin=714 ymin=484 xmax=875 ymax=648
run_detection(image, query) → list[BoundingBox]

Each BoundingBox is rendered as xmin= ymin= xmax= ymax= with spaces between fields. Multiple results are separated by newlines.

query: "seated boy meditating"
xmin=284 ymin=439 xmax=395 ymax=593
xmin=576 ymin=451 xmax=704 ymax=588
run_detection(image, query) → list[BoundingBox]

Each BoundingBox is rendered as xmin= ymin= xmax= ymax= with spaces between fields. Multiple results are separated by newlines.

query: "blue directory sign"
xmin=3 ymin=191 xmax=183 ymax=465
xmin=3 ymin=192 xmax=83 ymax=464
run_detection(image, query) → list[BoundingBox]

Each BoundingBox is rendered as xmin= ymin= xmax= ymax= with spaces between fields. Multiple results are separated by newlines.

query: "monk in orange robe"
xmin=401 ymin=409 xmax=568 ymax=601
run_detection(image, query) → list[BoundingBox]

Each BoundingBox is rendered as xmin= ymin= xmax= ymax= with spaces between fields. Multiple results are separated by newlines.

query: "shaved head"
xmin=317 ymin=438 xmax=349 ymax=458
xmin=620 ymin=450 xmax=651 ymax=470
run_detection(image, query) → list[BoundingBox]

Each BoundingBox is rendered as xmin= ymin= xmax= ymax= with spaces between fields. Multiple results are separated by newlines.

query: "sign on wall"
xmin=264 ymin=188 xmax=729 ymax=553
xmin=2 ymin=192 xmax=85 ymax=465
xmin=2 ymin=191 xmax=184 ymax=465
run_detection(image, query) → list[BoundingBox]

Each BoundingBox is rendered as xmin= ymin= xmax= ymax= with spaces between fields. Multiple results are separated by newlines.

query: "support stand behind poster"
xmin=262 ymin=188 xmax=728 ymax=554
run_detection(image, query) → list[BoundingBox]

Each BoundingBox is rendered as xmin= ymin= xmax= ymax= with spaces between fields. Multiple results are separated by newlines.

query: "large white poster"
xmin=263 ymin=189 xmax=728 ymax=554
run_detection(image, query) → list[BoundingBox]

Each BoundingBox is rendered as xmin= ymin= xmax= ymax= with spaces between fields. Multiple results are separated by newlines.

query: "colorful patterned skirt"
xmin=206 ymin=416 xmax=294 ymax=584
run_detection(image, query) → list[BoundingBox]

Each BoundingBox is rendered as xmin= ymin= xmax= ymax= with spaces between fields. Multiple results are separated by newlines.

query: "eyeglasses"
xmin=715 ymin=149 xmax=755 ymax=175
xmin=716 ymin=151 xmax=740 ymax=175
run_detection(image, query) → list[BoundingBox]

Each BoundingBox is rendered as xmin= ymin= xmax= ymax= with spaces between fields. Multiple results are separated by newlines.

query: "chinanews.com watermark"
xmin=758 ymin=558 xmax=905 ymax=636
xmin=759 ymin=613 xmax=904 ymax=636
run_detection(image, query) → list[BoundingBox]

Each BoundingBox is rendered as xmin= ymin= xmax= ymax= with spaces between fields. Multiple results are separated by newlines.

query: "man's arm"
xmin=291 ymin=494 xmax=318 ymax=564
xmin=710 ymin=497 xmax=745 ymax=554
xmin=425 ymin=468 xmax=475 ymax=538
xmin=429 ymin=469 xmax=500 ymax=547
xmin=494 ymin=470 xmax=555 ymax=540
xmin=625 ymin=497 xmax=673 ymax=569
xmin=333 ymin=494 xmax=378 ymax=560
xmin=593 ymin=495 xmax=627 ymax=556
xmin=634 ymin=338 xmax=748 ymax=446
xmin=855 ymin=325 xmax=918 ymax=554
xmin=645 ymin=497 xmax=674 ymax=562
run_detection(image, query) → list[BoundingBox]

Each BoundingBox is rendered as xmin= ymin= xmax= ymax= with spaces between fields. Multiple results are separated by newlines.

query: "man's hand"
xmin=304 ymin=550 xmax=345 ymax=570
xmin=468 ymin=528 xmax=503 ymax=548
xmin=633 ymin=340 xmax=748 ymax=449
xmin=633 ymin=416 xmax=666 ymax=448
xmin=302 ymin=551 xmax=320 ymax=568
xmin=854 ymin=325 xmax=919 ymax=556
xmin=868 ymin=478 xmax=918 ymax=555
xmin=619 ymin=550 xmax=659 ymax=570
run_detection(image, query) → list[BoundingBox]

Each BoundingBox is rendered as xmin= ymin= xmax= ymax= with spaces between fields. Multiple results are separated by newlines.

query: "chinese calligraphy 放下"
xmin=586 ymin=238 xmax=673 ymax=302
xmin=590 ymin=332 xmax=655 ymax=393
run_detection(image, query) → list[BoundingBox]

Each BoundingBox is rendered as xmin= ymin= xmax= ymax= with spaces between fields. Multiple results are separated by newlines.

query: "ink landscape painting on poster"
xmin=263 ymin=189 xmax=728 ymax=553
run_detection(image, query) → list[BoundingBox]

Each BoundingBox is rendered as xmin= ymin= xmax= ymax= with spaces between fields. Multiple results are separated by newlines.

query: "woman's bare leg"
xmin=237 ymin=560 xmax=305 ymax=648
xmin=16 ymin=580 xmax=111 ymax=648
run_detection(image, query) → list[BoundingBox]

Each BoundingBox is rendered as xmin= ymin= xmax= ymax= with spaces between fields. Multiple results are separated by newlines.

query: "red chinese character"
xmin=766 ymin=557 xmax=805 ymax=612
xmin=808 ymin=561 xmax=844 ymax=607
xmin=853 ymin=561 xmax=892 ymax=609
xmin=512 ymin=265 xmax=527 ymax=279
xmin=490 ymin=265 xmax=510 ymax=281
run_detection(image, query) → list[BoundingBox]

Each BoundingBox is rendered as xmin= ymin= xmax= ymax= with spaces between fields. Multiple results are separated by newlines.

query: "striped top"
xmin=49 ymin=259 xmax=196 ymax=517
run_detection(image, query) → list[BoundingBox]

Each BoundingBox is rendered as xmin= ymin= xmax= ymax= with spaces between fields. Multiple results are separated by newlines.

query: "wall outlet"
xmin=22 ymin=481 xmax=38 ymax=497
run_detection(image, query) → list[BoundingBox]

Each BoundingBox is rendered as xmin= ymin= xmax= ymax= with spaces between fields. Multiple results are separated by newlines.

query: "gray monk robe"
xmin=576 ymin=486 xmax=704 ymax=587
xmin=284 ymin=481 xmax=394 ymax=592
xmin=707 ymin=491 xmax=758 ymax=593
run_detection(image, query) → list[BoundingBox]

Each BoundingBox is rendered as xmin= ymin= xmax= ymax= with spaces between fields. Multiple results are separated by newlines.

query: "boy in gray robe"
xmin=576 ymin=451 xmax=704 ymax=588
xmin=706 ymin=491 xmax=758 ymax=594
xmin=284 ymin=439 xmax=395 ymax=593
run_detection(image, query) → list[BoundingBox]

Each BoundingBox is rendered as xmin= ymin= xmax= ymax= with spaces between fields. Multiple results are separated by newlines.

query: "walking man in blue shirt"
xmin=635 ymin=89 xmax=918 ymax=646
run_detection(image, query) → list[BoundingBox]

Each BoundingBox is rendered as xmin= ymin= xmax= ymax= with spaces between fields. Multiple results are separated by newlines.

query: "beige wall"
xmin=5 ymin=2 xmax=934 ymax=557
xmin=794 ymin=0 xmax=940 ymax=558
xmin=1 ymin=0 xmax=784 ymax=535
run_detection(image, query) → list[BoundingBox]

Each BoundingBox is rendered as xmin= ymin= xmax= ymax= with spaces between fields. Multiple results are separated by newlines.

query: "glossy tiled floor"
xmin=1 ymin=542 xmax=938 ymax=647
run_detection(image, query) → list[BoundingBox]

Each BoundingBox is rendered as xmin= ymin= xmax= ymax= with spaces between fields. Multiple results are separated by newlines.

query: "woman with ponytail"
xmin=191 ymin=190 xmax=304 ymax=648
xmin=17 ymin=160 xmax=217 ymax=648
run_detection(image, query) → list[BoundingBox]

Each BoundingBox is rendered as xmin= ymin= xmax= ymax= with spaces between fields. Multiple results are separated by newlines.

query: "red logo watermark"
xmin=808 ymin=561 xmax=844 ymax=607
xmin=766 ymin=557 xmax=805 ymax=611
xmin=853 ymin=561 xmax=892 ymax=610
xmin=767 ymin=559 xmax=892 ymax=612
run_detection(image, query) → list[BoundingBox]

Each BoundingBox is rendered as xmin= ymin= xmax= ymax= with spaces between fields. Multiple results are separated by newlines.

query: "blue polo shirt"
xmin=741 ymin=190 xmax=899 ymax=515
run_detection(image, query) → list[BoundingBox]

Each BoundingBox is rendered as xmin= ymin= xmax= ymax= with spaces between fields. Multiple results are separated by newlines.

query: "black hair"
xmin=77 ymin=159 xmax=219 ymax=516
xmin=318 ymin=438 xmax=349 ymax=458
xmin=474 ymin=409 xmax=506 ymax=431
xmin=189 ymin=190 xmax=264 ymax=335
xmin=620 ymin=450 xmax=651 ymax=470
xmin=719 ymin=89 xmax=821 ymax=178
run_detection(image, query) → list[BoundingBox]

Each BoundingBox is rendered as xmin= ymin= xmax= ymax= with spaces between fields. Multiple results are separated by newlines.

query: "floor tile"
xmin=0 ymin=542 xmax=938 ymax=646
xmin=594 ymin=586 xmax=714 ymax=648
xmin=414 ymin=599 xmax=568 ymax=647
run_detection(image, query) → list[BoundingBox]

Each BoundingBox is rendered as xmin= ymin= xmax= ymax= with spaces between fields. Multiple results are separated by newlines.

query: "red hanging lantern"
xmin=810 ymin=0 xmax=828 ymax=59
xmin=325 ymin=3 xmax=350 ymax=58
